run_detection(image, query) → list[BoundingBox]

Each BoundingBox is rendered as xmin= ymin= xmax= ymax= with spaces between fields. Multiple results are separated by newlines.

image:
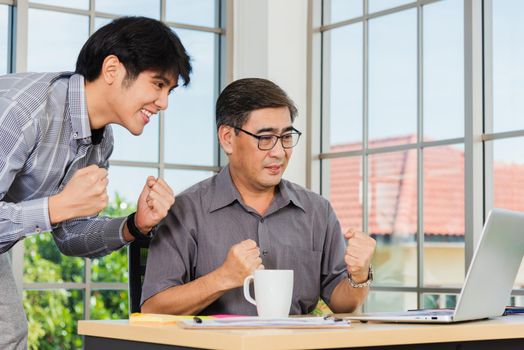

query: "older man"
xmin=141 ymin=78 xmax=376 ymax=315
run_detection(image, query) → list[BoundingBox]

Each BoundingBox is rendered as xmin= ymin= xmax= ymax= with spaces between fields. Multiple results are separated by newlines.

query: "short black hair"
xmin=216 ymin=78 xmax=298 ymax=131
xmin=75 ymin=16 xmax=191 ymax=85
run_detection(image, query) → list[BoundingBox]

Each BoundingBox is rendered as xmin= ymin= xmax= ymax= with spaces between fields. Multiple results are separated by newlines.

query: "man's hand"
xmin=134 ymin=176 xmax=175 ymax=234
xmin=344 ymin=229 xmax=376 ymax=283
xmin=49 ymin=164 xmax=108 ymax=224
xmin=218 ymin=239 xmax=264 ymax=290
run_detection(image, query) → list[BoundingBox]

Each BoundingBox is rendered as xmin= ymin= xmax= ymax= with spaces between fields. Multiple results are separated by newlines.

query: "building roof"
xmin=329 ymin=136 xmax=524 ymax=236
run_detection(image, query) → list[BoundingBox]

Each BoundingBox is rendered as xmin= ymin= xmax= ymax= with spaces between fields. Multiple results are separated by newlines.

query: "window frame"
xmin=310 ymin=0 xmax=524 ymax=310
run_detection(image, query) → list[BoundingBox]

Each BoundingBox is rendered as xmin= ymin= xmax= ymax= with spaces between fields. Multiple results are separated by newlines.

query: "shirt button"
xmin=73 ymin=132 xmax=78 ymax=138
xmin=260 ymin=218 xmax=265 ymax=223
xmin=262 ymin=250 xmax=268 ymax=256
xmin=35 ymin=227 xmax=41 ymax=234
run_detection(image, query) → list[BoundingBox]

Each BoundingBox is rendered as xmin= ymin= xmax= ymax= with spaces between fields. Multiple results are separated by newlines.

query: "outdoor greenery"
xmin=23 ymin=193 xmax=134 ymax=350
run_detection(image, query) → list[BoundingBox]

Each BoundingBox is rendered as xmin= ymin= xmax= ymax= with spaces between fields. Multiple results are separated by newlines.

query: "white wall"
xmin=233 ymin=0 xmax=308 ymax=187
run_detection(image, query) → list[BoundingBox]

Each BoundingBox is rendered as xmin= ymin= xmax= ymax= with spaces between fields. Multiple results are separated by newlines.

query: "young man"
xmin=141 ymin=78 xmax=376 ymax=316
xmin=0 ymin=17 xmax=191 ymax=349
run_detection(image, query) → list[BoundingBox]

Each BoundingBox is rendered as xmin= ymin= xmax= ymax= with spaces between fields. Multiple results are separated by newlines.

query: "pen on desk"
xmin=323 ymin=315 xmax=344 ymax=322
xmin=193 ymin=316 xmax=202 ymax=324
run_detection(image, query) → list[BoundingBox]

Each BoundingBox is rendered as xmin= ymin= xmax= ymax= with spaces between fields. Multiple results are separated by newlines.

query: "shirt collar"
xmin=209 ymin=166 xmax=243 ymax=213
xmin=208 ymin=165 xmax=306 ymax=214
xmin=277 ymin=179 xmax=306 ymax=213
xmin=67 ymin=74 xmax=92 ymax=141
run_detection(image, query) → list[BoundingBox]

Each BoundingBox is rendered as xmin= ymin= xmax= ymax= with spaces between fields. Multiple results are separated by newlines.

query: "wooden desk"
xmin=78 ymin=315 xmax=524 ymax=350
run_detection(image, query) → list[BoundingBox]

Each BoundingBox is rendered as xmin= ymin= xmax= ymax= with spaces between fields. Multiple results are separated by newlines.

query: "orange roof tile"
xmin=329 ymin=136 xmax=524 ymax=236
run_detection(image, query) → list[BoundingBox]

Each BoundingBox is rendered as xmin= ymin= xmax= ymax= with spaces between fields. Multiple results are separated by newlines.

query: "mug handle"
xmin=243 ymin=275 xmax=256 ymax=306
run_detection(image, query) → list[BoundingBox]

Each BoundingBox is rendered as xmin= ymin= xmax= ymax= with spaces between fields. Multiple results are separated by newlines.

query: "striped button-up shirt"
xmin=0 ymin=72 xmax=126 ymax=256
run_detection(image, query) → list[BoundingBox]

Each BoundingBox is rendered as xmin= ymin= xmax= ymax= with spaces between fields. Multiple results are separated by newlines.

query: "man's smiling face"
xmin=110 ymin=68 xmax=177 ymax=136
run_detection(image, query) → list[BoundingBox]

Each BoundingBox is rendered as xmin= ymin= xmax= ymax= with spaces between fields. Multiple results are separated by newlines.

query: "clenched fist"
xmin=344 ymin=229 xmax=376 ymax=283
xmin=218 ymin=239 xmax=264 ymax=289
xmin=134 ymin=176 xmax=175 ymax=234
xmin=49 ymin=164 xmax=109 ymax=224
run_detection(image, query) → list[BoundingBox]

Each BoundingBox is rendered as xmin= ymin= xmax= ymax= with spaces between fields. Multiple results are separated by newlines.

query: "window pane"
xmin=492 ymin=138 xmax=524 ymax=213
xmin=24 ymin=290 xmax=84 ymax=350
xmin=28 ymin=9 xmax=88 ymax=72
xmin=369 ymin=151 xmax=417 ymax=287
xmin=511 ymin=295 xmax=524 ymax=306
xmin=92 ymin=196 xmax=135 ymax=283
xmin=492 ymin=137 xmax=524 ymax=289
xmin=111 ymin=121 xmax=159 ymax=163
xmin=95 ymin=17 xmax=112 ymax=30
xmin=90 ymin=290 xmax=128 ymax=319
xmin=324 ymin=157 xmax=363 ymax=233
xmin=366 ymin=291 xmax=417 ymax=312
xmin=423 ymin=293 xmax=458 ymax=309
xmin=423 ymin=145 xmax=465 ymax=287
xmin=96 ymin=0 xmax=160 ymax=19
xmin=164 ymin=169 xmax=214 ymax=194
xmin=323 ymin=0 xmax=362 ymax=25
xmin=107 ymin=166 xmax=158 ymax=205
xmin=24 ymin=233 xmax=84 ymax=283
xmin=492 ymin=1 xmax=524 ymax=133
xmin=166 ymin=0 xmax=217 ymax=27
xmin=91 ymin=248 xmax=129 ymax=283
xmin=423 ymin=0 xmax=464 ymax=141
xmin=323 ymin=23 xmax=363 ymax=151
xmin=369 ymin=10 xmax=417 ymax=146
xmin=165 ymin=29 xmax=217 ymax=166
xmin=0 ymin=5 xmax=8 ymax=75
xmin=369 ymin=0 xmax=415 ymax=14
xmin=30 ymin=0 xmax=89 ymax=10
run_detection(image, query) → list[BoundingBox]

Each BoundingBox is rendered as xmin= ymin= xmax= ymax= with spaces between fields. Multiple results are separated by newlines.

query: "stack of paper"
xmin=178 ymin=316 xmax=351 ymax=329
xmin=129 ymin=313 xmax=212 ymax=325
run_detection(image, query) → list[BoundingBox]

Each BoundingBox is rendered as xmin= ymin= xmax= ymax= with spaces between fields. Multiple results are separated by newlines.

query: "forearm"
xmin=0 ymin=197 xmax=51 ymax=253
xmin=329 ymin=278 xmax=369 ymax=313
xmin=141 ymin=267 xmax=232 ymax=315
xmin=53 ymin=216 xmax=126 ymax=258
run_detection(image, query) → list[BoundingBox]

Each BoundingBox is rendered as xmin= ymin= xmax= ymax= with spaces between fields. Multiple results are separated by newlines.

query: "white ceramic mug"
xmin=243 ymin=269 xmax=294 ymax=318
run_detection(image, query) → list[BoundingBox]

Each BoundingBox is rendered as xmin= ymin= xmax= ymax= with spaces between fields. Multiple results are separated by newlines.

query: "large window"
xmin=316 ymin=0 xmax=524 ymax=312
xmin=1 ymin=1 xmax=225 ymax=348
xmin=486 ymin=0 xmax=524 ymax=300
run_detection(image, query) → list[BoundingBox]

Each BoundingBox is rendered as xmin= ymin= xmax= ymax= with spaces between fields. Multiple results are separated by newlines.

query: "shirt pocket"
xmin=275 ymin=244 xmax=322 ymax=314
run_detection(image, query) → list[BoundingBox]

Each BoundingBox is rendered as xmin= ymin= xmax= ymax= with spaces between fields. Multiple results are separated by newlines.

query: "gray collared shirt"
xmin=142 ymin=166 xmax=348 ymax=315
xmin=0 ymin=72 xmax=126 ymax=255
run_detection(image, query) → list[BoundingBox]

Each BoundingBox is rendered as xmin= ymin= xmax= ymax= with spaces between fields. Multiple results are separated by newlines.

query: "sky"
xmin=324 ymin=0 xmax=523 ymax=163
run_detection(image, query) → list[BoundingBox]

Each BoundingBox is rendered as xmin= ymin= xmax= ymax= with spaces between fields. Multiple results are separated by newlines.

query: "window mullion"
xmin=463 ymin=0 xmax=485 ymax=272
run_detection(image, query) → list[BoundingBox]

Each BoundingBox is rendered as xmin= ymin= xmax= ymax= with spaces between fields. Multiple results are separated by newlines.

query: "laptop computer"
xmin=346 ymin=208 xmax=524 ymax=324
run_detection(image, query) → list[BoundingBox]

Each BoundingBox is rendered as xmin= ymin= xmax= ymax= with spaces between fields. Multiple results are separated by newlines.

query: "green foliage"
xmin=23 ymin=193 xmax=134 ymax=350
xmin=23 ymin=289 xmax=83 ymax=350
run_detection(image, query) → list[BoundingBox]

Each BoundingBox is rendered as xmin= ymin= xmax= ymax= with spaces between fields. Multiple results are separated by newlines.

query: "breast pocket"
xmin=274 ymin=244 xmax=322 ymax=314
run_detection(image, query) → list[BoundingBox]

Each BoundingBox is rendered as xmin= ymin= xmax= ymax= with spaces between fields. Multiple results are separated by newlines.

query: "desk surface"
xmin=78 ymin=314 xmax=524 ymax=350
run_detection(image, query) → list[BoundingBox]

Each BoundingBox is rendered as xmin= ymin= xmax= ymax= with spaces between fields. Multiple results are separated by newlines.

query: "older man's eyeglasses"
xmin=233 ymin=126 xmax=302 ymax=151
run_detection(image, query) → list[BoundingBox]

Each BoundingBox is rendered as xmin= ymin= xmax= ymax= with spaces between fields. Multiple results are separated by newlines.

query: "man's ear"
xmin=218 ymin=125 xmax=234 ymax=155
xmin=100 ymin=55 xmax=122 ymax=85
